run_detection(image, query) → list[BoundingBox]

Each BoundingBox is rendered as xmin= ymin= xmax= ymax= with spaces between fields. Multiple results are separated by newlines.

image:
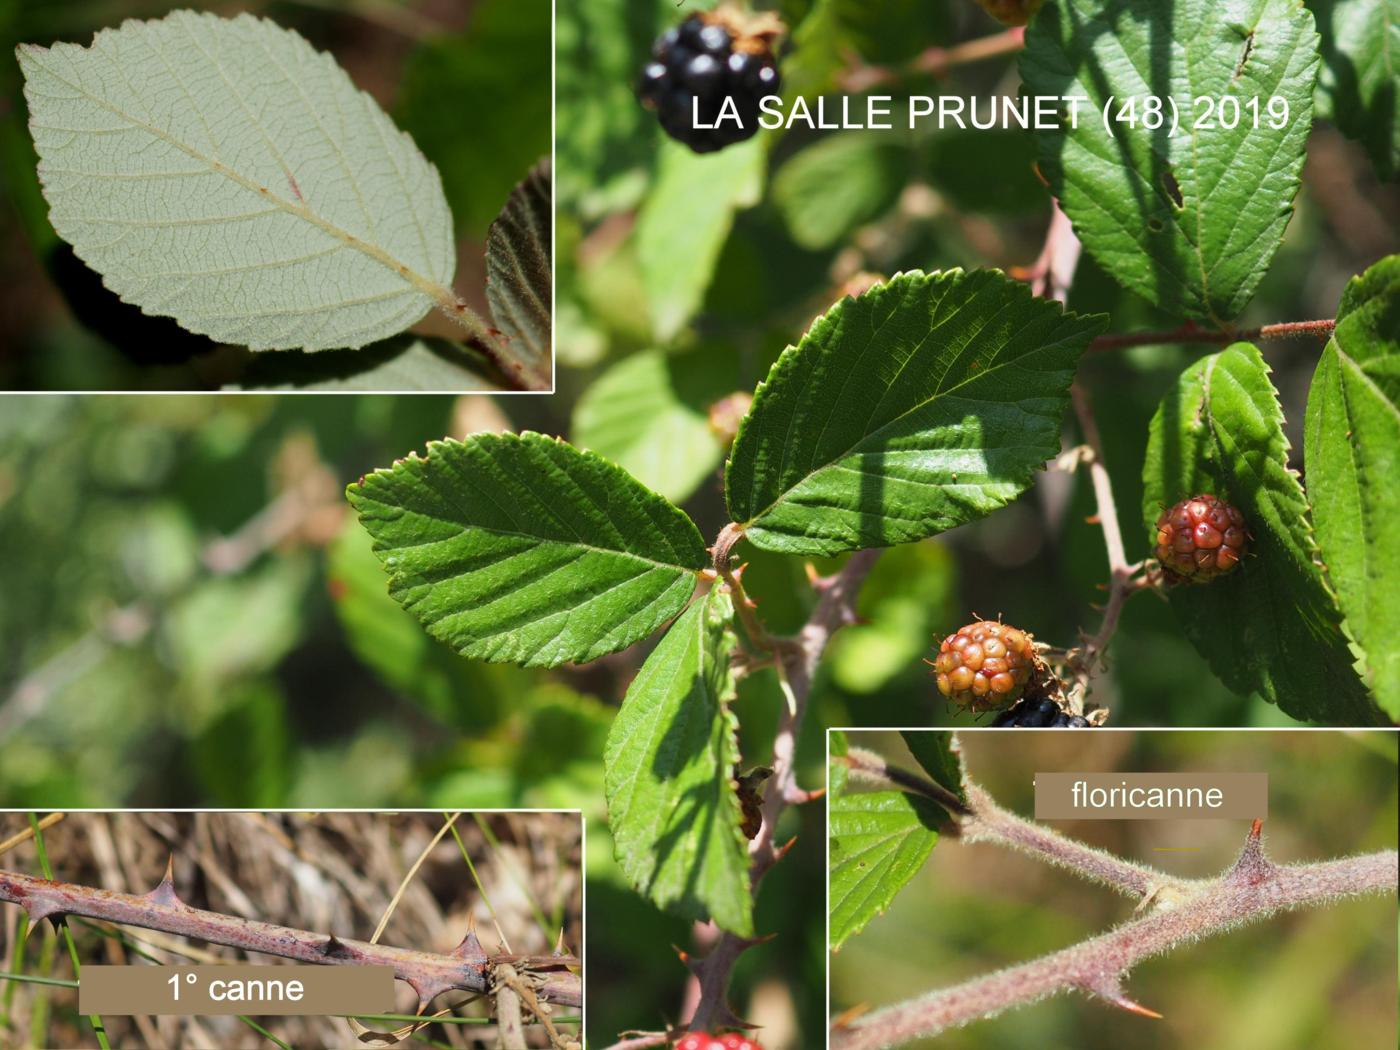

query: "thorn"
xmin=451 ymin=925 xmax=487 ymax=964
xmin=772 ymin=835 xmax=799 ymax=863
xmin=1084 ymin=976 xmax=1162 ymax=1019
xmin=803 ymin=562 xmax=821 ymax=586
xmin=553 ymin=928 xmax=571 ymax=957
xmin=831 ymin=1003 xmax=871 ymax=1029
xmin=1226 ymin=818 xmax=1276 ymax=886
xmin=23 ymin=898 xmax=63 ymax=934
xmin=320 ymin=934 xmax=353 ymax=959
xmin=146 ymin=856 xmax=183 ymax=907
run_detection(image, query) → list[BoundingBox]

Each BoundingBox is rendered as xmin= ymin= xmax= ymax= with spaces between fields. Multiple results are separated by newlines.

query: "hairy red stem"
xmin=1090 ymin=319 xmax=1335 ymax=352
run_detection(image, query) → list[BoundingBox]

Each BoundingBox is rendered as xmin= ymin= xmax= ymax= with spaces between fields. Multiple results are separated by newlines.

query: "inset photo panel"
xmin=828 ymin=730 xmax=1399 ymax=1050
xmin=0 ymin=811 xmax=581 ymax=1048
xmin=2 ymin=1 xmax=551 ymax=392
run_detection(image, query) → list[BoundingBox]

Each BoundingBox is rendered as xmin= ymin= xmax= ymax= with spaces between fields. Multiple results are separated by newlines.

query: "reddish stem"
xmin=1090 ymin=319 xmax=1335 ymax=352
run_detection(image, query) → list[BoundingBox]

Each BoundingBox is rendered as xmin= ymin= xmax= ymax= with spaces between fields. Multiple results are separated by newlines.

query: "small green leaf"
xmin=772 ymin=132 xmax=906 ymax=250
xmin=487 ymin=159 xmax=552 ymax=390
xmin=829 ymin=790 xmax=942 ymax=950
xmin=900 ymin=732 xmax=965 ymax=806
xmin=1304 ymin=255 xmax=1400 ymax=719
xmin=18 ymin=11 xmax=456 ymax=351
xmin=1310 ymin=0 xmax=1400 ymax=178
xmin=1022 ymin=0 xmax=1319 ymax=322
xmin=725 ymin=269 xmax=1106 ymax=556
xmin=603 ymin=589 xmax=753 ymax=935
xmin=1143 ymin=343 xmax=1381 ymax=725
xmin=636 ymin=138 xmax=764 ymax=342
xmin=348 ymin=432 xmax=707 ymax=669
xmin=572 ymin=347 xmax=736 ymax=503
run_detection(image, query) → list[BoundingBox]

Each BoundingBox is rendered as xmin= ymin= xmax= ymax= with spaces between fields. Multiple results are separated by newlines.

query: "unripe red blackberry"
xmin=675 ymin=1033 xmax=711 ymax=1050
xmin=1154 ymin=494 xmax=1248 ymax=583
xmin=718 ymin=1035 xmax=763 ymax=1050
xmin=638 ymin=12 xmax=782 ymax=154
xmin=933 ymin=620 xmax=1037 ymax=711
xmin=974 ymin=0 xmax=1045 ymax=26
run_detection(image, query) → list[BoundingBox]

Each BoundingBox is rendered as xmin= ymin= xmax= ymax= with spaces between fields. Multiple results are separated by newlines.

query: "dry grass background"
xmin=0 ymin=811 xmax=582 ymax=1049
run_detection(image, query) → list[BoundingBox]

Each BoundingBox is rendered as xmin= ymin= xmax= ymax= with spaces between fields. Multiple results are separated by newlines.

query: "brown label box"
xmin=79 ymin=965 xmax=395 ymax=1016
xmin=1034 ymin=773 xmax=1268 ymax=820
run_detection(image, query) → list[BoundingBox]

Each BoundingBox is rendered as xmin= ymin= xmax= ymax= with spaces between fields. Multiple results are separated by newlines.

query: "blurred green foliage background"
xmin=832 ymin=730 xmax=1398 ymax=1050
xmin=0 ymin=0 xmax=550 ymax=390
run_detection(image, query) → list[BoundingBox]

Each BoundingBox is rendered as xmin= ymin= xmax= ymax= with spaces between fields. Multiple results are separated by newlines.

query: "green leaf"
xmin=829 ymin=790 xmax=942 ymax=950
xmin=1022 ymin=0 xmax=1319 ymax=322
xmin=18 ymin=11 xmax=457 ymax=350
xmin=830 ymin=728 xmax=850 ymax=798
xmin=899 ymin=732 xmax=965 ymax=806
xmin=603 ymin=589 xmax=753 ymax=935
xmin=636 ymin=138 xmax=764 ymax=342
xmin=1143 ymin=343 xmax=1381 ymax=725
xmin=1304 ymin=256 xmax=1400 ymax=719
xmin=347 ymin=432 xmax=708 ymax=669
xmin=487 ymin=159 xmax=552 ymax=389
xmin=1310 ymin=0 xmax=1400 ymax=178
xmin=725 ymin=269 xmax=1106 ymax=556
xmin=229 ymin=336 xmax=504 ymax=392
xmin=572 ymin=347 xmax=736 ymax=504
xmin=772 ymin=132 xmax=906 ymax=250
xmin=394 ymin=0 xmax=551 ymax=237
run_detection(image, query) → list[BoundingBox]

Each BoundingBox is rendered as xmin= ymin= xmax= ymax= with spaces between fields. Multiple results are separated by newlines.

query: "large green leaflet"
xmin=829 ymin=789 xmax=943 ymax=950
xmin=603 ymin=589 xmax=753 ymax=935
xmin=1311 ymin=0 xmax=1400 ymax=178
xmin=348 ymin=432 xmax=708 ymax=669
xmin=18 ymin=11 xmax=455 ymax=351
xmin=1143 ymin=344 xmax=1380 ymax=725
xmin=1022 ymin=0 xmax=1319 ymax=322
xmin=725 ymin=269 xmax=1105 ymax=556
xmin=1304 ymin=256 xmax=1400 ymax=719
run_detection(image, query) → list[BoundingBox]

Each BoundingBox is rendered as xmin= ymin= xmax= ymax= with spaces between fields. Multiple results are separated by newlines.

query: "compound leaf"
xmin=348 ymin=432 xmax=707 ymax=669
xmin=1311 ymin=0 xmax=1400 ymax=178
xmin=1304 ymin=255 xmax=1400 ymax=718
xmin=604 ymin=589 xmax=753 ymax=935
xmin=829 ymin=789 xmax=942 ymax=950
xmin=1022 ymin=0 xmax=1319 ymax=322
xmin=18 ymin=10 xmax=455 ymax=351
xmin=725 ymin=269 xmax=1105 ymax=556
xmin=487 ymin=159 xmax=552 ymax=389
xmin=1143 ymin=343 xmax=1381 ymax=725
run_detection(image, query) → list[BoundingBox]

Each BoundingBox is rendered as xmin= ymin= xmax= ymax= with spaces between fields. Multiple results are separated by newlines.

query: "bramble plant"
xmin=352 ymin=0 xmax=1397 ymax=1042
xmin=826 ymin=733 xmax=1398 ymax=1048
xmin=16 ymin=9 xmax=552 ymax=391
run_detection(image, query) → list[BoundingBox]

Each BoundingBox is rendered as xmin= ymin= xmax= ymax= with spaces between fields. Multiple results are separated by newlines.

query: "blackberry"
xmin=718 ymin=1036 xmax=763 ymax=1050
xmin=638 ymin=13 xmax=782 ymax=154
xmin=992 ymin=697 xmax=1092 ymax=728
xmin=1154 ymin=494 xmax=1249 ymax=584
xmin=932 ymin=620 xmax=1038 ymax=713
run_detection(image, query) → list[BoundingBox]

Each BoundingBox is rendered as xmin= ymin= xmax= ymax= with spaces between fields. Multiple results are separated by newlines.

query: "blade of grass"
xmin=469 ymin=813 xmax=556 ymax=940
xmin=30 ymin=925 xmax=56 ymax=1047
xmin=237 ymin=1014 xmax=294 ymax=1050
xmin=28 ymin=813 xmax=110 ymax=1050
xmin=0 ymin=972 xmax=77 ymax=989
xmin=370 ymin=813 xmax=460 ymax=946
xmin=1 ymin=913 xmax=29 ymax=1028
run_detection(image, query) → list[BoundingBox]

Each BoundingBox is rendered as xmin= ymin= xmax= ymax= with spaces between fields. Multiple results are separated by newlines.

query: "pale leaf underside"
xmin=19 ymin=10 xmax=457 ymax=351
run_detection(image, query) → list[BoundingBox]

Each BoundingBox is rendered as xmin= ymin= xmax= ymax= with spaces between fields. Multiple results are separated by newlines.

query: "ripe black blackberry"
xmin=638 ymin=12 xmax=782 ymax=154
xmin=992 ymin=697 xmax=1092 ymax=728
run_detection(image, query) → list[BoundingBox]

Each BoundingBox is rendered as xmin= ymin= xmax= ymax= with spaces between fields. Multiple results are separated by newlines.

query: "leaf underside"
xmin=19 ymin=10 xmax=455 ymax=351
xmin=1304 ymin=255 xmax=1400 ymax=719
xmin=1022 ymin=0 xmax=1319 ymax=322
xmin=348 ymin=432 xmax=708 ymax=669
xmin=1143 ymin=343 xmax=1381 ymax=725
xmin=725 ymin=269 xmax=1106 ymax=556
xmin=487 ymin=158 xmax=553 ymax=388
xmin=604 ymin=589 xmax=754 ymax=936
xmin=829 ymin=789 xmax=942 ymax=950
